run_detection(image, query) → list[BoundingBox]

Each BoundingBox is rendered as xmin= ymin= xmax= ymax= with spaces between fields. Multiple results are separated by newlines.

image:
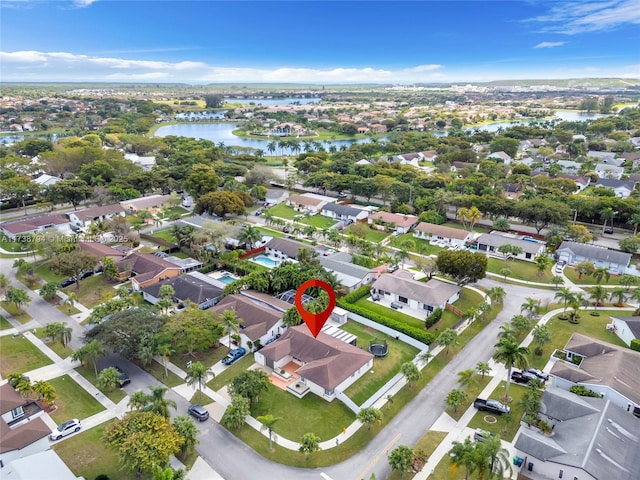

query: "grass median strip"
xmin=0 ymin=334 xmax=52 ymax=376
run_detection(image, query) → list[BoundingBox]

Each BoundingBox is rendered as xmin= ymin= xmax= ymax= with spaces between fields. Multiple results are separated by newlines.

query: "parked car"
xmin=59 ymin=277 xmax=75 ymax=288
xmin=78 ymin=270 xmax=94 ymax=280
xmin=112 ymin=366 xmax=131 ymax=387
xmin=603 ymin=227 xmax=614 ymax=234
xmin=387 ymin=264 xmax=399 ymax=273
xmin=50 ymin=418 xmax=81 ymax=440
xmin=371 ymin=293 xmax=381 ymax=301
xmin=554 ymin=265 xmax=563 ymax=274
xmin=391 ymin=231 xmax=401 ymax=236
xmin=222 ymin=347 xmax=246 ymax=366
xmin=473 ymin=398 xmax=510 ymax=415
xmin=255 ymin=209 xmax=263 ymax=216
xmin=473 ymin=429 xmax=496 ymax=443
xmin=188 ymin=404 xmax=209 ymax=422
xmin=337 ymin=192 xmax=348 ymax=199
xmin=510 ymin=370 xmax=537 ymax=384
xmin=526 ymin=368 xmax=549 ymax=381
xmin=390 ymin=301 xmax=404 ymax=310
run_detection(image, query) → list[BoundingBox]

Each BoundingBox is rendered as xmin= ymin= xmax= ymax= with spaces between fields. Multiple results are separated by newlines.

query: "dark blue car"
xmin=222 ymin=347 xmax=246 ymax=366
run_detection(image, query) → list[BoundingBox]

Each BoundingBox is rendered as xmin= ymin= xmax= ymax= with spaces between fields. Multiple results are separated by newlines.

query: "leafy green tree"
xmin=5 ymin=286 xmax=30 ymax=313
xmin=0 ymin=176 xmax=40 ymax=214
xmin=476 ymin=361 xmax=491 ymax=378
xmin=445 ymin=388 xmax=468 ymax=413
xmin=153 ymin=465 xmax=185 ymax=480
xmin=400 ymin=362 xmax=421 ymax=388
xmin=510 ymin=314 xmax=531 ymax=335
xmin=104 ymin=411 xmax=183 ymax=476
xmin=457 ymin=369 xmax=476 ymax=388
xmin=228 ymin=369 xmax=269 ymax=405
xmin=39 ymin=282 xmax=59 ymax=301
xmin=492 ymin=336 xmax=529 ymax=401
xmin=619 ymin=235 xmax=640 ymax=254
xmin=185 ymin=361 xmax=213 ymax=395
xmin=551 ymin=275 xmax=564 ymax=289
xmin=183 ymin=164 xmax=220 ymax=200
xmin=532 ymin=324 xmax=552 ymax=355
xmin=50 ymin=250 xmax=97 ymax=289
xmin=489 ymin=136 xmax=519 ymax=158
xmin=516 ymin=198 xmax=571 ymax=233
xmin=492 ymin=217 xmax=510 ymax=231
xmin=72 ymin=339 xmax=105 ymax=377
xmin=257 ymin=414 xmax=281 ymax=450
xmin=48 ymin=178 xmax=92 ymax=210
xmin=142 ymin=386 xmax=177 ymax=419
xmin=592 ymin=267 xmax=611 ymax=285
xmin=222 ymin=395 xmax=250 ymax=429
xmin=356 ymin=407 xmax=383 ymax=431
xmin=388 ymin=445 xmax=414 ymax=477
xmin=238 ymin=224 xmax=262 ymax=250
xmin=436 ymin=328 xmax=458 ymax=355
xmin=98 ymin=367 xmax=122 ymax=392
xmin=535 ymin=255 xmax=552 ymax=277
xmin=620 ymin=274 xmax=638 ymax=292
xmin=436 ymin=250 xmax=487 ymax=285
xmin=172 ymin=415 xmax=199 ymax=454
xmin=195 ymin=191 xmax=246 ymax=218
xmin=128 ymin=391 xmax=148 ymax=411
xmin=299 ymin=432 xmax=321 ymax=458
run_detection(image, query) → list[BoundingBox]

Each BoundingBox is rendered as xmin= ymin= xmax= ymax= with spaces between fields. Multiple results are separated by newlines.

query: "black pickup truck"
xmin=474 ymin=398 xmax=510 ymax=415
xmin=510 ymin=370 xmax=537 ymax=384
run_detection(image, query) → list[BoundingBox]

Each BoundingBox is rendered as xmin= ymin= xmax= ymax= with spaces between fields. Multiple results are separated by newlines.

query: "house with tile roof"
xmin=371 ymin=274 xmax=460 ymax=315
xmin=368 ymin=211 xmax=418 ymax=234
xmin=68 ymin=203 xmax=125 ymax=228
xmin=255 ymin=325 xmax=373 ymax=401
xmin=413 ymin=222 xmax=472 ymax=248
xmin=78 ymin=241 xmax=128 ymax=262
xmin=120 ymin=194 xmax=171 ymax=214
xmin=556 ymin=241 xmax=631 ymax=274
xmin=115 ymin=252 xmax=182 ymax=290
xmin=0 ymin=215 xmax=70 ymax=240
xmin=610 ymin=316 xmax=640 ymax=348
xmin=549 ymin=333 xmax=640 ymax=416
xmin=320 ymin=203 xmax=369 ymax=223
xmin=286 ymin=194 xmax=326 ymax=214
xmin=0 ymin=384 xmax=51 ymax=468
xmin=514 ymin=386 xmax=640 ymax=480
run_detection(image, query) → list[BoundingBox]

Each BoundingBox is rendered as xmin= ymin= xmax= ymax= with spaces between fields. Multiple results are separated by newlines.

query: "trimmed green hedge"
xmin=631 ymin=339 xmax=640 ymax=352
xmin=337 ymin=299 xmax=435 ymax=345
xmin=569 ymin=385 xmax=602 ymax=398
xmin=425 ymin=308 xmax=443 ymax=329
xmin=343 ymin=285 xmax=371 ymax=304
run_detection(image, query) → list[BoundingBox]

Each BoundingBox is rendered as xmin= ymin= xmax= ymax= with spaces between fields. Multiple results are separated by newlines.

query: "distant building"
xmin=320 ymin=203 xmax=369 ymax=223
xmin=556 ymin=241 xmax=631 ymax=274
xmin=68 ymin=203 xmax=125 ymax=228
xmin=413 ymin=222 xmax=473 ymax=248
xmin=0 ymin=215 xmax=70 ymax=241
xmin=368 ymin=211 xmax=418 ymax=234
xmin=594 ymin=178 xmax=636 ymax=198
xmin=475 ymin=231 xmax=546 ymax=262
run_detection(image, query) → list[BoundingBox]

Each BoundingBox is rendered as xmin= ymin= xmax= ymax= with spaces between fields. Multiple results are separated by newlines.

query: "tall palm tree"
xmin=520 ymin=297 xmax=539 ymax=318
xmin=480 ymin=436 xmax=513 ymax=479
xmin=466 ymin=206 xmax=483 ymax=232
xmin=238 ymin=225 xmax=262 ymax=250
xmin=456 ymin=207 xmax=470 ymax=230
xmin=592 ymin=267 xmax=610 ymax=285
xmin=609 ymin=288 xmax=627 ymax=307
xmin=627 ymin=212 xmax=640 ymax=235
xmin=589 ymin=285 xmax=608 ymax=312
xmin=600 ymin=207 xmax=614 ymax=234
xmin=486 ymin=287 xmax=506 ymax=304
xmin=492 ymin=335 xmax=529 ymax=402
xmin=449 ymin=438 xmax=482 ymax=480
xmin=257 ymin=414 xmax=281 ymax=450
xmin=220 ymin=309 xmax=241 ymax=347
xmin=185 ymin=361 xmax=214 ymax=395
xmin=554 ymin=287 xmax=575 ymax=315
xmin=144 ymin=385 xmax=177 ymax=419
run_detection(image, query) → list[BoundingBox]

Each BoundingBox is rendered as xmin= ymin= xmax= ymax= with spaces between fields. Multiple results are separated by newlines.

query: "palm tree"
xmin=466 ymin=206 xmax=482 ymax=232
xmin=589 ymin=285 xmax=608 ymax=312
xmin=620 ymin=274 xmax=638 ymax=292
xmin=627 ymin=212 xmax=640 ymax=235
xmin=610 ymin=288 xmax=627 ymax=307
xmin=492 ymin=335 xmax=529 ymax=402
xmin=128 ymin=391 xmax=147 ymax=411
xmin=449 ymin=438 xmax=481 ymax=480
xmin=554 ymin=287 xmax=575 ymax=315
xmin=592 ymin=267 xmax=610 ymax=285
xmin=157 ymin=343 xmax=173 ymax=378
xmin=476 ymin=361 xmax=491 ymax=378
xmin=480 ymin=436 xmax=513 ymax=479
xmin=185 ymin=361 xmax=214 ymax=395
xmin=257 ymin=414 xmax=281 ymax=450
xmin=238 ymin=225 xmax=262 ymax=250
xmin=532 ymin=324 xmax=551 ymax=355
xmin=486 ymin=287 xmax=506 ymax=304
xmin=456 ymin=207 xmax=469 ymax=230
xmin=143 ymin=385 xmax=177 ymax=419
xmin=551 ymin=275 xmax=564 ymax=289
xmin=58 ymin=324 xmax=73 ymax=347
xmin=520 ymin=297 xmax=539 ymax=319
xmin=600 ymin=207 xmax=614 ymax=234
xmin=219 ymin=309 xmax=240 ymax=347
xmin=457 ymin=369 xmax=476 ymax=387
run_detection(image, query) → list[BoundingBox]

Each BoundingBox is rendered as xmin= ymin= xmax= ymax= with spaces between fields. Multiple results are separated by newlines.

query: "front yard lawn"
xmin=467 ymin=381 xmax=528 ymax=442
xmin=136 ymin=359 xmax=184 ymax=388
xmin=48 ymin=374 xmax=105 ymax=423
xmin=207 ymin=353 xmax=255 ymax=391
xmin=435 ymin=287 xmax=485 ymax=333
xmin=256 ymin=226 xmax=286 ymax=238
xmin=75 ymin=365 xmax=126 ymax=404
xmin=53 ymin=421 xmax=138 ymax=480
xmin=268 ymin=203 xmax=297 ymax=220
xmin=251 ymin=383 xmax=355 ymax=440
xmin=342 ymin=321 xmax=419 ymax=405
xmin=360 ymin=226 xmax=389 ymax=243
xmin=445 ymin=375 xmax=491 ymax=421
xmin=34 ymin=328 xmax=73 ymax=358
xmin=61 ymin=274 xmax=117 ymax=308
xmin=0 ymin=334 xmax=53 ymax=376
xmin=149 ymin=228 xmax=177 ymax=243
xmin=487 ymin=257 xmax=552 ymax=283
xmin=298 ymin=215 xmax=337 ymax=229
xmin=563 ymin=267 xmax=623 ymax=285
xmin=391 ymin=234 xmax=444 ymax=256
xmin=388 ymin=431 xmax=447 ymax=480
xmin=34 ymin=262 xmax=66 ymax=284
xmin=355 ymin=297 xmax=425 ymax=330
xmin=0 ymin=314 xmax=13 ymax=330
xmin=0 ymin=302 xmax=32 ymax=323
xmin=171 ymin=345 xmax=229 ymax=369
xmin=526 ymin=309 xmax=629 ymax=370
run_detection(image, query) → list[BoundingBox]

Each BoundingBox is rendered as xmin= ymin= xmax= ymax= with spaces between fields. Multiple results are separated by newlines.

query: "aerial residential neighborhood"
xmin=1 ymin=1 xmax=639 ymax=480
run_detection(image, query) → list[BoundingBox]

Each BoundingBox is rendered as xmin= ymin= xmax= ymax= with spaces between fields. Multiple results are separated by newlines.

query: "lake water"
xmin=473 ymin=111 xmax=608 ymax=132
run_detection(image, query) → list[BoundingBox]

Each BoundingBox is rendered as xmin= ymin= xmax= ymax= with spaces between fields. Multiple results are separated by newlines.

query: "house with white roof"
xmin=595 ymin=163 xmax=624 ymax=180
xmin=556 ymin=241 xmax=631 ymax=274
xmin=32 ymin=173 xmax=60 ymax=188
xmin=371 ymin=273 xmax=460 ymax=315
xmin=487 ymin=151 xmax=512 ymax=164
xmin=320 ymin=203 xmax=369 ymax=223
xmin=68 ymin=203 xmax=125 ymax=228
xmin=319 ymin=252 xmax=377 ymax=291
xmin=475 ymin=231 xmax=546 ymax=262
xmin=610 ymin=316 xmax=640 ymax=347
xmin=413 ymin=222 xmax=473 ymax=248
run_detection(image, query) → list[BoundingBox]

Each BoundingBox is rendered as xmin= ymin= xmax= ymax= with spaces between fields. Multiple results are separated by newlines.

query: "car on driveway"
xmin=510 ymin=370 xmax=537 ymax=384
xmin=473 ymin=428 xmax=496 ymax=443
xmin=50 ymin=418 xmax=81 ymax=440
xmin=188 ymin=404 xmax=209 ymax=422
xmin=526 ymin=368 xmax=549 ymax=381
xmin=59 ymin=277 xmax=75 ymax=288
xmin=554 ymin=264 xmax=563 ymax=274
xmin=112 ymin=366 xmax=131 ymax=387
xmin=473 ymin=398 xmax=510 ymax=415
xmin=222 ymin=347 xmax=246 ymax=366
xmin=255 ymin=209 xmax=263 ymax=216
xmin=603 ymin=226 xmax=614 ymax=234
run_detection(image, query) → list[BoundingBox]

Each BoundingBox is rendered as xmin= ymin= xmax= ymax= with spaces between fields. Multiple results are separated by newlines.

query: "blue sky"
xmin=1 ymin=1 xmax=639 ymax=83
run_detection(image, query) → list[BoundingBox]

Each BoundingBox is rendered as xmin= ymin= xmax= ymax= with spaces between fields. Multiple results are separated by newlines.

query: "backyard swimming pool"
xmin=250 ymin=254 xmax=278 ymax=268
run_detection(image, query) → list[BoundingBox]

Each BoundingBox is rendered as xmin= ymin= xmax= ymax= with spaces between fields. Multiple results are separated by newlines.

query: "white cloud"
xmin=0 ymin=50 xmax=445 ymax=83
xmin=534 ymin=41 xmax=566 ymax=49
xmin=73 ymin=0 xmax=97 ymax=7
xmin=527 ymin=0 xmax=640 ymax=34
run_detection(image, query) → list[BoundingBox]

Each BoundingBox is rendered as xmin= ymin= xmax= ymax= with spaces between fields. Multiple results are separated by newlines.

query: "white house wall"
xmin=0 ymin=436 xmax=49 ymax=467
xmin=551 ymin=374 xmax=639 ymax=415
xmin=556 ymin=250 xmax=625 ymax=274
xmin=515 ymin=453 xmax=596 ymax=480
xmin=611 ymin=318 xmax=637 ymax=346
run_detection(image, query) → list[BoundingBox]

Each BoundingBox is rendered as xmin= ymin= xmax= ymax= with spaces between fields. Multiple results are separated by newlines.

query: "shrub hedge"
xmin=631 ymin=339 xmax=640 ymax=352
xmin=569 ymin=385 xmax=602 ymax=398
xmin=343 ymin=285 xmax=371 ymax=304
xmin=337 ymin=299 xmax=435 ymax=345
xmin=425 ymin=308 xmax=443 ymax=328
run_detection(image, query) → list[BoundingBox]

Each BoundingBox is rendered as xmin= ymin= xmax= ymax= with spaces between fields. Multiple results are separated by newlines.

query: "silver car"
xmin=50 ymin=418 xmax=81 ymax=440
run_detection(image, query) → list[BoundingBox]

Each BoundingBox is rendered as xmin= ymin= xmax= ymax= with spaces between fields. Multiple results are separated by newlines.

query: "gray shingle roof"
xmin=264 ymin=237 xmax=310 ymax=259
xmin=476 ymin=232 xmax=545 ymax=255
xmin=372 ymin=276 xmax=460 ymax=306
xmin=321 ymin=203 xmax=363 ymax=217
xmin=557 ymin=241 xmax=631 ymax=267
xmin=594 ymin=178 xmax=636 ymax=190
xmin=612 ymin=316 xmax=640 ymax=338
xmin=141 ymin=272 xmax=223 ymax=304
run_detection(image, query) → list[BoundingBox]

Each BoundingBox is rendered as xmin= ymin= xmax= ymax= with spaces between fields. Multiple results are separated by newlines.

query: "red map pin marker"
xmin=295 ymin=279 xmax=336 ymax=338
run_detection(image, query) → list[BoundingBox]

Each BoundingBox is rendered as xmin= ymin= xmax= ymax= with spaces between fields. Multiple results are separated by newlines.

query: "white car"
xmin=50 ymin=418 xmax=81 ymax=441
xmin=554 ymin=265 xmax=563 ymax=274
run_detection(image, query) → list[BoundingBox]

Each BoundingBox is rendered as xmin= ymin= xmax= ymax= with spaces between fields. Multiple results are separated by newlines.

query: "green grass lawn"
xmin=442 ymin=222 xmax=491 ymax=234
xmin=563 ymin=267 xmax=624 ymax=285
xmin=435 ymin=288 xmax=485 ymax=333
xmin=149 ymin=228 xmax=177 ymax=243
xmin=136 ymin=359 xmax=184 ymax=388
xmin=361 ymin=226 xmax=389 ymax=243
xmin=207 ymin=353 xmax=255 ymax=391
xmin=297 ymin=215 xmax=337 ymax=229
xmin=269 ymin=203 xmax=297 ymax=220
xmin=251 ymin=383 xmax=355 ymax=440
xmin=526 ymin=309 xmax=630 ymax=370
xmin=163 ymin=206 xmax=188 ymax=218
xmin=61 ymin=274 xmax=117 ymax=308
xmin=342 ymin=321 xmax=419 ymax=405
xmin=75 ymin=366 xmax=127 ymax=404
xmin=53 ymin=420 xmax=139 ymax=480
xmin=190 ymin=391 xmax=214 ymax=405
xmin=33 ymin=262 xmax=66 ymax=284
xmin=0 ymin=236 xmax=27 ymax=252
xmin=388 ymin=430 xmax=447 ymax=480
xmin=487 ymin=258 xmax=552 ymax=283
xmin=256 ymin=226 xmax=286 ymax=238
xmin=468 ymin=381 xmax=529 ymax=442
xmin=34 ymin=328 xmax=73 ymax=358
xmin=48 ymin=374 xmax=105 ymax=423
xmin=355 ymin=297 xmax=425 ymax=330
xmin=445 ymin=375 xmax=491 ymax=421
xmin=391 ymin=233 xmax=444 ymax=256
xmin=171 ymin=345 xmax=229 ymax=369
xmin=0 ymin=335 xmax=53 ymax=376
xmin=0 ymin=315 xmax=13 ymax=330
xmin=57 ymin=304 xmax=81 ymax=315
xmin=0 ymin=302 xmax=32 ymax=323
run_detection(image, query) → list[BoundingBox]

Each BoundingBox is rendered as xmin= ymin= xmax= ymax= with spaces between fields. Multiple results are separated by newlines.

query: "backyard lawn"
xmin=298 ymin=215 xmax=337 ymax=229
xmin=61 ymin=274 xmax=118 ymax=308
xmin=148 ymin=228 xmax=177 ymax=243
xmin=75 ymin=365 xmax=127 ymax=404
xmin=342 ymin=321 xmax=419 ymax=405
xmin=526 ymin=309 xmax=630 ymax=370
xmin=487 ymin=257 xmax=552 ymax=283
xmin=435 ymin=287 xmax=485 ymax=333
xmin=563 ymin=267 xmax=623 ymax=285
xmin=250 ymin=383 xmax=355 ymax=440
xmin=360 ymin=226 xmax=389 ymax=243
xmin=0 ymin=335 xmax=52 ymax=376
xmin=53 ymin=420 xmax=138 ymax=480
xmin=48 ymin=374 xmax=105 ymax=423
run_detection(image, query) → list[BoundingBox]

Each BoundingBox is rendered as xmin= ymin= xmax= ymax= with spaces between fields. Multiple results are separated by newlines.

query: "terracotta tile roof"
xmin=72 ymin=203 xmax=124 ymax=222
xmin=415 ymin=222 xmax=470 ymax=240
xmin=208 ymin=294 xmax=283 ymax=341
xmin=1 ymin=215 xmax=68 ymax=235
xmin=78 ymin=242 xmax=127 ymax=259
xmin=0 ymin=385 xmax=50 ymax=454
xmin=369 ymin=211 xmax=418 ymax=228
xmin=116 ymin=252 xmax=181 ymax=281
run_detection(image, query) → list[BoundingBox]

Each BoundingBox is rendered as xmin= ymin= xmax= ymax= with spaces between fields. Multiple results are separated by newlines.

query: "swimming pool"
xmin=218 ymin=274 xmax=238 ymax=284
xmin=251 ymin=254 xmax=278 ymax=268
